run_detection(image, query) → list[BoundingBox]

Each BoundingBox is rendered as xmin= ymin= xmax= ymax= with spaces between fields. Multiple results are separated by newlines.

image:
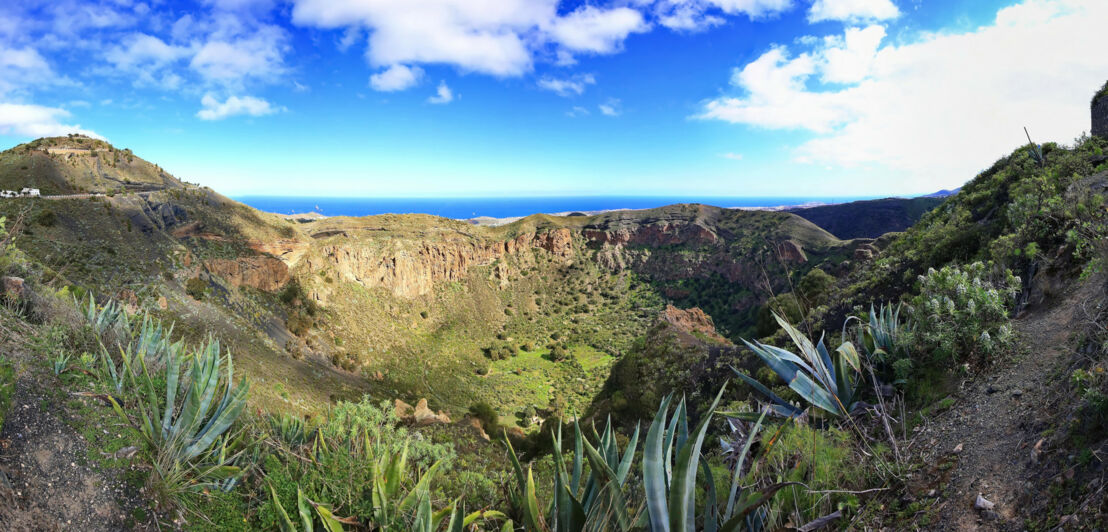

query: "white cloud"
xmin=808 ymin=0 xmax=899 ymax=23
xmin=427 ymin=81 xmax=454 ymax=104
xmin=290 ymin=0 xmax=648 ymax=76
xmin=0 ymin=46 xmax=58 ymax=96
xmin=369 ymin=64 xmax=424 ymax=91
xmin=196 ymin=93 xmax=280 ymax=120
xmin=104 ymin=33 xmax=193 ymax=89
xmin=720 ymin=152 xmax=743 ymax=160
xmin=106 ymin=33 xmax=192 ymax=70
xmin=651 ymin=0 xmax=793 ymax=31
xmin=599 ymin=98 xmax=622 ymax=116
xmin=820 ymin=24 xmax=885 ymax=84
xmin=697 ymin=0 xmax=1108 ymax=191
xmin=546 ymin=6 xmax=648 ymax=54
xmin=189 ymin=25 xmax=288 ymax=87
xmin=0 ymin=103 xmax=101 ymax=138
xmin=290 ymin=0 xmax=550 ymax=77
xmin=537 ymin=73 xmax=595 ymax=97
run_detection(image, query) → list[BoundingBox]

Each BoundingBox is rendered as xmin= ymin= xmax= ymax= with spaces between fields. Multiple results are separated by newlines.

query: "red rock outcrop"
xmin=660 ymin=304 xmax=729 ymax=344
xmin=205 ymin=255 xmax=290 ymax=292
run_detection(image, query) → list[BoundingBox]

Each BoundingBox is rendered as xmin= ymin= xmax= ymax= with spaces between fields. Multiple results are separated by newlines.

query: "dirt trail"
xmin=918 ymin=280 xmax=1088 ymax=530
xmin=0 ymin=335 xmax=144 ymax=530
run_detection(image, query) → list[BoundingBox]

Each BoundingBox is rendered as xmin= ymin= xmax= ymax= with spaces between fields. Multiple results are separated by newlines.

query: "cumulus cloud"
xmin=427 ymin=81 xmax=454 ymax=104
xmin=196 ymin=93 xmax=280 ymax=120
xmin=720 ymin=152 xmax=743 ymax=160
xmin=537 ymin=73 xmax=595 ymax=97
xmin=820 ymin=25 xmax=885 ymax=83
xmin=189 ymin=24 xmax=288 ymax=87
xmin=808 ymin=0 xmax=900 ymax=23
xmin=697 ymin=0 xmax=1108 ymax=190
xmin=546 ymin=6 xmax=648 ymax=54
xmin=369 ymin=64 xmax=424 ymax=91
xmin=0 ymin=103 xmax=101 ymax=138
xmin=290 ymin=0 xmax=649 ymax=77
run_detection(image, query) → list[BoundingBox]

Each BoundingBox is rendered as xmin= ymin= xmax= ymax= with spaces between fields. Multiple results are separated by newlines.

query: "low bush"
xmin=906 ymin=262 xmax=1019 ymax=364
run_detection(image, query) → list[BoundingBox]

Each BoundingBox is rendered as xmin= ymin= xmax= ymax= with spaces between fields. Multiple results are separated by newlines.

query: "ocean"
xmin=234 ymin=195 xmax=881 ymax=220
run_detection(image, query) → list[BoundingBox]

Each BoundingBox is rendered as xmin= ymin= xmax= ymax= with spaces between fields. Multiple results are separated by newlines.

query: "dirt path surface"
xmin=916 ymin=280 xmax=1089 ymax=530
xmin=0 ymin=336 xmax=144 ymax=530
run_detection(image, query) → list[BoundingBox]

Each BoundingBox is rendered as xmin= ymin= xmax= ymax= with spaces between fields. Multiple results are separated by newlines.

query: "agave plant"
xmin=506 ymin=388 xmax=791 ymax=532
xmin=643 ymin=390 xmax=795 ymax=532
xmin=130 ymin=313 xmax=185 ymax=367
xmin=122 ymin=337 xmax=250 ymax=502
xmin=81 ymin=294 xmax=128 ymax=335
xmin=735 ymin=313 xmax=864 ymax=419
xmin=861 ymin=303 xmax=906 ymax=357
xmin=270 ymin=438 xmax=507 ymax=532
xmin=51 ymin=352 xmax=71 ymax=375
xmin=506 ymin=416 xmax=642 ymax=531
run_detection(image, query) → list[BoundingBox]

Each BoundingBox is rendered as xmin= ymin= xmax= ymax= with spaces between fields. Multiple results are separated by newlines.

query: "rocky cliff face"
xmin=301 ymin=228 xmax=575 ymax=300
xmin=205 ymin=256 xmax=290 ymax=292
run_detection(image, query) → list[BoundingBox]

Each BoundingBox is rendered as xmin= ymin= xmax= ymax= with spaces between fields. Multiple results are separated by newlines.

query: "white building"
xmin=0 ymin=190 xmax=16 ymax=198
xmin=19 ymin=188 xmax=40 ymax=197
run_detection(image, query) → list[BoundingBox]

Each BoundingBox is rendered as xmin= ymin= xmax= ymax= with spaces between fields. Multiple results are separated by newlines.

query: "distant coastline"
xmin=237 ymin=195 xmax=889 ymax=223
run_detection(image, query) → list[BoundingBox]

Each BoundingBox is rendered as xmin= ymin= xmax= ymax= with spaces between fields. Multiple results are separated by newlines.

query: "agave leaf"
xmin=702 ymin=460 xmax=718 ymax=532
xmin=397 ymin=461 xmax=441 ymax=514
xmin=616 ymin=423 xmax=639 ymax=485
xmin=643 ymin=394 xmax=673 ymax=532
xmin=524 ymin=466 xmax=545 ymax=531
xmin=446 ymin=501 xmax=465 ymax=532
xmin=268 ymin=482 xmax=297 ymax=532
xmin=730 ymin=369 xmax=802 ymax=418
xmin=786 ymin=372 xmax=842 ymax=416
xmin=385 ymin=444 xmax=408 ymax=499
xmin=314 ymin=503 xmax=345 ymax=532
xmin=297 ymin=487 xmax=314 ymax=532
xmin=571 ymin=418 xmax=584 ymax=493
xmin=668 ymin=385 xmax=726 ymax=532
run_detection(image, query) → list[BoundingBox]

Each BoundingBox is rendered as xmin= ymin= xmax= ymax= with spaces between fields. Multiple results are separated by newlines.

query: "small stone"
xmin=975 ymin=494 xmax=995 ymax=511
xmin=953 ymin=443 xmax=964 ymax=454
xmin=1011 ymin=389 xmax=1023 ymax=398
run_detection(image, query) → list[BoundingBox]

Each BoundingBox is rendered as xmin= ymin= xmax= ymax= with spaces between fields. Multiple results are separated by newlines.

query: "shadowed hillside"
xmin=788 ymin=196 xmax=946 ymax=239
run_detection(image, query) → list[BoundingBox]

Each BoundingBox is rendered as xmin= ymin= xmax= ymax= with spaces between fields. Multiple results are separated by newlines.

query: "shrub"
xmin=906 ymin=262 xmax=1019 ymax=363
xmin=549 ymin=343 xmax=568 ymax=362
xmin=35 ymin=209 xmax=56 ymax=227
xmin=185 ymin=276 xmax=207 ymax=300
xmin=468 ymin=401 xmax=500 ymax=435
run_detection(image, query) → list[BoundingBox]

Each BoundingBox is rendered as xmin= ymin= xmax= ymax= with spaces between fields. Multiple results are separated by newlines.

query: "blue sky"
xmin=0 ymin=0 xmax=1105 ymax=197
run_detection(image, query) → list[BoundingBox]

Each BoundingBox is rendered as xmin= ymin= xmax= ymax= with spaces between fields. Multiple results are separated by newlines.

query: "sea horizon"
xmin=234 ymin=194 xmax=894 ymax=220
